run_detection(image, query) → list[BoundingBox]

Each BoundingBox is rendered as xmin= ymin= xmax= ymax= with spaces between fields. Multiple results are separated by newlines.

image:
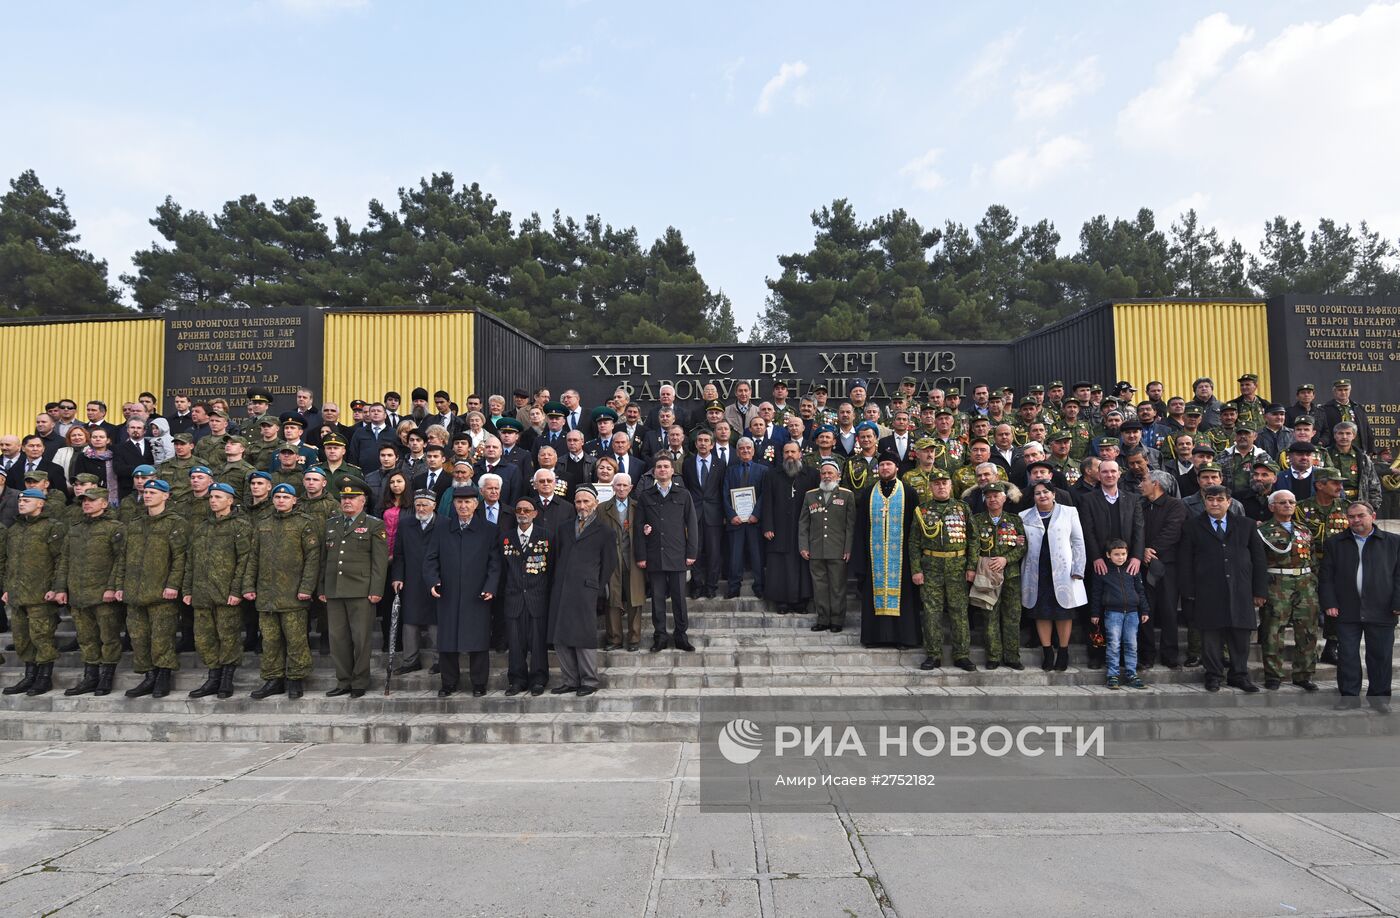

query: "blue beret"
xmin=209 ymin=482 xmax=237 ymax=497
xmin=302 ymin=465 xmax=327 ymax=478
xmin=271 ymin=483 xmax=297 ymax=496
xmin=133 ymin=464 xmax=157 ymax=476
xmin=815 ymin=424 xmax=837 ymax=436
xmin=854 ymin=421 xmax=880 ymax=435
xmin=189 ymin=465 xmax=213 ymax=476
xmin=144 ymin=479 xmax=171 ymax=493
xmin=248 ymin=470 xmax=272 ymax=481
xmin=20 ymin=488 xmax=46 ymax=500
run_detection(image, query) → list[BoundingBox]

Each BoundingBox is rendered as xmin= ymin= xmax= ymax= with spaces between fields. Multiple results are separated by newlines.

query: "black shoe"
xmin=429 ymin=663 xmax=440 ymax=675
xmin=438 ymin=686 xmax=456 ymax=697
xmin=674 ymin=635 xmax=696 ymax=653
xmin=251 ymin=678 xmax=285 ymax=699
xmin=95 ymin=664 xmax=117 ymax=697
xmin=550 ymin=684 xmax=578 ymax=694
xmin=724 ymin=590 xmax=740 ymax=599
xmin=1370 ymin=699 xmax=1392 ymax=715
xmin=955 ymin=658 xmax=977 ymax=672
xmin=1205 ymin=678 xmax=1221 ymax=693
xmin=920 ymin=656 xmax=941 ymax=671
xmin=1294 ymin=680 xmax=1319 ymax=693
xmin=1184 ymin=656 xmax=1201 ymax=667
xmin=831 ymin=626 xmax=843 ymax=634
xmin=287 ymin=680 xmax=303 ymax=699
xmin=625 ymin=642 xmax=639 ymax=652
xmin=1320 ymin=640 xmax=1339 ymax=666
xmin=650 ymin=636 xmax=668 ymax=653
xmin=394 ymin=660 xmax=423 ymax=675
xmin=1229 ymin=678 xmax=1260 ymax=694
xmin=983 ymin=661 xmax=999 ymax=671
xmin=326 ymin=686 xmax=351 ymax=697
xmin=350 ymin=689 xmax=365 ymax=698
xmin=602 ymin=642 xmax=622 ymax=652
xmin=25 ymin=662 xmax=54 ymax=696
xmin=4 ymin=663 xmax=37 ymax=695
xmin=810 ymin=624 xmax=830 ymax=632
xmin=1168 ymin=664 xmax=1184 ymax=672
xmin=529 ymin=685 xmax=545 ymax=696
xmin=151 ymin=668 xmax=173 ymax=698
xmin=217 ymin=666 xmax=236 ymax=699
xmin=576 ymin=686 xmax=596 ymax=697
xmin=125 ymin=670 xmax=158 ymax=698
xmin=189 ymin=669 xmax=222 ymax=698
xmin=470 ymin=686 xmax=485 ymax=697
xmin=505 ymin=686 xmax=523 ymax=697
xmin=1004 ymin=659 xmax=1025 ymax=671
xmin=1264 ymin=678 xmax=1281 ymax=691
xmin=66 ymin=664 xmax=100 ymax=696
xmin=1054 ymin=648 xmax=1069 ymax=672
xmin=1040 ymin=647 xmax=1054 ymax=672
xmin=1333 ymin=698 xmax=1361 ymax=711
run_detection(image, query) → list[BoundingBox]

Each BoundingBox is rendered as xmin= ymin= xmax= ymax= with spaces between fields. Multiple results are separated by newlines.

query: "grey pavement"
xmin=2 ymin=738 xmax=1399 ymax=917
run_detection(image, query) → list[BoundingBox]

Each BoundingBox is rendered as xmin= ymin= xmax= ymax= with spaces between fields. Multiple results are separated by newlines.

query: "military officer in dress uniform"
xmin=318 ymin=478 xmax=389 ymax=697
xmin=909 ymin=467 xmax=976 ymax=672
xmin=1257 ymin=490 xmax=1320 ymax=692
xmin=499 ymin=494 xmax=555 ymax=695
xmin=797 ymin=458 xmax=856 ymax=632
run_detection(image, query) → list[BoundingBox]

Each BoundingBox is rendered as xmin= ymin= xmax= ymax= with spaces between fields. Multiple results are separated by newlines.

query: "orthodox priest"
xmin=853 ymin=451 xmax=922 ymax=648
xmin=760 ymin=442 xmax=819 ymax=614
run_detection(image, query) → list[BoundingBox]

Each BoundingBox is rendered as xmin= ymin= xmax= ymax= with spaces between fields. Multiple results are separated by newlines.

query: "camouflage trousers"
xmin=1263 ymin=573 xmax=1319 ymax=682
xmin=128 ymin=601 xmax=181 ymax=672
xmin=260 ymin=609 xmax=311 ymax=681
xmin=194 ymin=604 xmax=244 ymax=668
xmin=10 ymin=603 xmax=59 ymax=665
xmin=982 ymin=577 xmax=1022 ymax=665
xmin=917 ymin=555 xmax=970 ymax=660
xmin=73 ymin=603 xmax=123 ymax=665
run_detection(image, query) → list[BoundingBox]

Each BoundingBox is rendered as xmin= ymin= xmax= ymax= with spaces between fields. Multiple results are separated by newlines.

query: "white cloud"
xmin=754 ymin=61 xmax=809 ymax=114
xmin=987 ymin=135 xmax=1089 ymax=190
xmin=1118 ymin=12 xmax=1253 ymax=144
xmin=899 ymin=148 xmax=946 ymax=192
xmin=1014 ymin=57 xmax=1102 ymax=120
xmin=957 ymin=29 xmax=1021 ymax=98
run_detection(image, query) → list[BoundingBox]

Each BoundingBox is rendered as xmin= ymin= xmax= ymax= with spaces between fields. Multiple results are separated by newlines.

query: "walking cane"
xmin=385 ymin=592 xmax=401 ymax=696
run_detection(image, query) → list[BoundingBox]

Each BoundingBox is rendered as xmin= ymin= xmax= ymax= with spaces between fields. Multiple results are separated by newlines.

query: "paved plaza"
xmin=2 ymin=737 xmax=1400 ymax=917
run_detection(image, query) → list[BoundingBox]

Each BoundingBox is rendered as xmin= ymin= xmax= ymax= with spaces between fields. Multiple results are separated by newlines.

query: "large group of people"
xmin=2 ymin=373 xmax=1398 ymax=710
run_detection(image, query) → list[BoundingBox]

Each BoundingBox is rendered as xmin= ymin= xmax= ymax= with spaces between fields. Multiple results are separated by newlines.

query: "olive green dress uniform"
xmin=1201 ymin=425 xmax=1236 ymax=455
xmin=247 ymin=508 xmax=321 ymax=682
xmin=183 ymin=510 xmax=254 ymax=669
xmin=902 ymin=467 xmax=939 ymax=506
xmin=969 ymin=508 xmax=1027 ymax=666
xmin=116 ymin=506 xmax=188 ymax=675
xmin=842 ymin=454 xmax=879 ymax=496
xmin=929 ymin=437 xmax=966 ymax=474
xmin=797 ymin=484 xmax=857 ymax=629
xmin=1256 ymin=519 xmax=1319 ymax=686
xmin=3 ymin=511 xmax=66 ymax=669
xmin=907 ymin=478 xmax=976 ymax=665
xmin=320 ymin=505 xmax=390 ymax=693
xmin=1326 ymin=448 xmax=1377 ymax=504
xmin=1047 ymin=455 xmax=1081 ymax=486
xmin=54 ymin=499 xmax=124 ymax=669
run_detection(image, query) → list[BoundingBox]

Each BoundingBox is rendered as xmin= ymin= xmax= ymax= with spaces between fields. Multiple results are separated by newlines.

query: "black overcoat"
xmin=424 ymin=513 xmax=501 ymax=652
xmin=548 ymin=515 xmax=617 ymax=648
xmin=390 ymin=515 xmax=439 ymax=626
xmin=1178 ymin=513 xmax=1267 ymax=630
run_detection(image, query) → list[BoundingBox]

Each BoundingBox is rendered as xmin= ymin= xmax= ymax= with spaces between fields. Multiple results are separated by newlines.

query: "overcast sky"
xmin=5 ymin=1 xmax=1398 ymax=327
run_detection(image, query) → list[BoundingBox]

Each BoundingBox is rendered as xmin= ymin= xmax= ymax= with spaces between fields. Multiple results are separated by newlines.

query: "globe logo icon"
xmin=717 ymin=718 xmax=764 ymax=765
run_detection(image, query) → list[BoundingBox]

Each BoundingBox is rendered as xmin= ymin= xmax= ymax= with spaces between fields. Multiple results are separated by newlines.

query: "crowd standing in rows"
xmin=2 ymin=375 xmax=1398 ymax=708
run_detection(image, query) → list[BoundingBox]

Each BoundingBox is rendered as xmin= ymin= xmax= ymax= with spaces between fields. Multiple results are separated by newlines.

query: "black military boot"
xmin=4 ymin=663 xmax=37 ymax=695
xmin=216 ymin=665 xmax=236 ymax=699
xmin=188 ymin=669 xmax=221 ymax=699
xmin=126 ymin=670 xmax=158 ymax=697
xmin=250 ymin=678 xmax=285 ymax=699
xmin=152 ymin=668 xmax=172 ymax=698
xmin=94 ymin=664 xmax=116 ymax=696
xmin=1320 ymin=640 xmax=1339 ymax=666
xmin=25 ymin=662 xmax=54 ymax=696
xmin=286 ymin=679 xmax=303 ymax=699
xmin=65 ymin=664 xmax=100 ymax=696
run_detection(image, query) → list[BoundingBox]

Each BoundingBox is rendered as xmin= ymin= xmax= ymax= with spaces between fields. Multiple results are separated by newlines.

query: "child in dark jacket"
xmin=1090 ymin=539 xmax=1150 ymax=689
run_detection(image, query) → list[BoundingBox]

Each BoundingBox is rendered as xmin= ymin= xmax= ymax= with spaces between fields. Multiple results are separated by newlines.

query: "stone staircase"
xmin=2 ymin=596 xmax=1397 ymax=744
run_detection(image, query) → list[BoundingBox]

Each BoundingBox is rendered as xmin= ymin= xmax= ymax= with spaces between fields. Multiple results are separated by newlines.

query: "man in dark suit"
xmin=723 ymin=438 xmax=767 ymax=599
xmin=17 ymin=435 xmax=70 ymax=499
xmin=646 ymin=384 xmax=689 ymax=431
xmin=634 ymin=455 xmax=700 ymax=652
xmin=877 ymin=412 xmax=918 ymax=474
xmin=1076 ymin=459 xmax=1145 ymax=667
xmin=427 ymin=390 xmax=463 ymax=435
xmin=411 ymin=446 xmax=453 ymax=502
xmin=682 ymin=430 xmax=727 ymax=598
xmin=349 ymin=404 xmax=399 ymax=471
xmin=498 ymin=494 xmax=555 ymax=696
xmin=1139 ymin=470 xmax=1188 ymax=669
xmin=1179 ymin=486 xmax=1269 ymax=692
xmin=111 ymin=423 xmax=156 ymax=499
xmin=605 ymin=432 xmax=648 ymax=484
xmin=474 ymin=436 xmax=523 ymax=506
xmin=1320 ymin=500 xmax=1400 ymax=712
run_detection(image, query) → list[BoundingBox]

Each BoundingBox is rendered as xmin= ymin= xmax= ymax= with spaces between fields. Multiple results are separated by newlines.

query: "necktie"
xmin=571 ymin=411 xmax=579 ymax=429
xmin=1214 ymin=519 xmax=1224 ymax=537
xmin=488 ymin=506 xmax=496 ymax=524
xmin=700 ymin=459 xmax=708 ymax=487
xmin=428 ymin=472 xmax=437 ymax=490
xmin=520 ymin=530 xmax=529 ymax=548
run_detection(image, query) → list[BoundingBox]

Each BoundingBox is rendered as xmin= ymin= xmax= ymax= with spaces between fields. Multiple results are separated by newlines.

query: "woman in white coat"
xmin=1020 ymin=482 xmax=1087 ymax=672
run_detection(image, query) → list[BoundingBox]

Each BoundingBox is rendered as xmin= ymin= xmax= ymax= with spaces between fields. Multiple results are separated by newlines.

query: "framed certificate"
xmin=730 ymin=485 xmax=757 ymax=520
xmin=593 ymin=482 xmax=614 ymax=503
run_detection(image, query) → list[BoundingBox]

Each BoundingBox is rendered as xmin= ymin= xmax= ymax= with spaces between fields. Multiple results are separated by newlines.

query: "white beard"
xmin=819 ymin=480 xmax=838 ymax=493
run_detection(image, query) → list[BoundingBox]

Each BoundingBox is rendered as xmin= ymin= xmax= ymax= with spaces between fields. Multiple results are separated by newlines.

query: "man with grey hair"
xmin=724 ymin=437 xmax=765 ymax=599
xmin=1258 ymin=488 xmax=1320 ymax=691
xmin=531 ymin=467 xmax=571 ymax=531
xmin=1138 ymin=468 xmax=1187 ymax=669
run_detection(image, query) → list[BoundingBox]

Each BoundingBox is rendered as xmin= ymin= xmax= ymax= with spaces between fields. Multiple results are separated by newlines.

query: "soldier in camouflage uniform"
xmin=1201 ymin=404 xmax=1240 ymax=455
xmin=53 ymin=487 xmax=124 ymax=696
xmin=1162 ymin=404 xmax=1208 ymax=463
xmin=246 ymin=415 xmax=284 ymax=471
xmin=22 ymin=469 xmax=67 ymax=517
xmin=968 ymin=481 xmax=1027 ymax=669
xmin=194 ymin=409 xmax=235 ymax=466
xmin=1010 ymin=398 xmax=1041 ymax=447
xmin=1046 ymin=431 xmax=1082 ymax=485
xmin=115 ymin=479 xmax=188 ymax=698
xmin=160 ymin=432 xmax=199 ymax=504
xmin=1256 ymin=489 xmax=1320 ymax=692
xmin=1057 ymin=399 xmax=1094 ymax=461
xmin=298 ymin=466 xmax=339 ymax=654
xmin=119 ymin=464 xmax=157 ymax=522
xmin=901 ymin=437 xmax=941 ymax=505
xmin=1227 ymin=373 xmax=1267 ymax=432
xmin=1326 ymin=422 xmax=1380 ymax=506
xmin=1 ymin=489 xmax=67 ymax=696
xmin=928 ymin=409 xmax=966 ymax=474
xmin=269 ymin=445 xmax=307 ymax=495
xmin=182 ymin=483 xmax=254 ymax=700
xmin=801 ymin=425 xmax=846 ymax=473
xmin=62 ymin=473 xmax=100 ymax=524
xmin=908 ymin=468 xmax=976 ymax=672
xmin=217 ymin=436 xmax=257 ymax=499
xmin=245 ymin=471 xmax=275 ymax=521
xmin=245 ymin=483 xmax=321 ymax=699
xmin=238 ymin=390 xmax=272 ymax=437
xmin=176 ymin=465 xmax=215 ymax=521
xmin=1295 ymin=467 xmax=1350 ymax=666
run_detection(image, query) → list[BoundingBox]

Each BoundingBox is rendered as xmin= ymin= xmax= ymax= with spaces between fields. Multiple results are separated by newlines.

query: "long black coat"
xmin=548 ymin=515 xmax=617 ymax=648
xmin=390 ymin=515 xmax=439 ymax=626
xmin=760 ymin=464 xmax=819 ymax=554
xmin=1178 ymin=513 xmax=1267 ymax=630
xmin=500 ymin=524 xmax=554 ymax=621
xmin=1319 ymin=528 xmax=1400 ymax=624
xmin=424 ymin=514 xmax=501 ymax=652
xmin=633 ymin=482 xmax=699 ymax=571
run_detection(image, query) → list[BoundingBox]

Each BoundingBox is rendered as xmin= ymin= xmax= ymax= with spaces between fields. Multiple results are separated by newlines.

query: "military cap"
xmin=322 ymin=433 xmax=347 ymax=448
xmin=279 ymin=412 xmax=306 ymax=428
xmin=1115 ymin=380 xmax=1135 ymax=391
xmin=257 ymin=414 xmax=280 ymax=427
xmin=1183 ymin=404 xmax=1204 ymax=416
xmin=809 ymin=383 xmax=828 ymax=394
xmin=876 ymin=449 xmax=901 ymax=465
xmin=851 ymin=378 xmax=869 ymax=390
xmin=1018 ymin=396 xmax=1038 ymax=408
xmin=277 ymin=443 xmax=298 ymax=453
xmin=1118 ymin=418 xmax=1143 ymax=430
xmin=935 ymin=408 xmax=954 ymax=418
xmin=945 ymin=388 xmax=961 ymax=397
xmin=900 ymin=375 xmax=918 ymax=386
xmin=511 ymin=388 xmax=530 ymax=400
xmin=1029 ymin=384 xmax=1045 ymax=394
xmin=1266 ymin=403 xmax=1287 ymax=414
xmin=336 ymin=478 xmax=370 ymax=498
xmin=983 ymin=481 xmax=1009 ymax=494
xmin=705 ymin=400 xmax=724 ymax=413
xmin=1061 ymin=397 xmax=1081 ymax=407
xmin=171 ymin=431 xmax=194 ymax=444
xmin=1291 ymin=416 xmax=1314 ymax=428
xmin=1090 ymin=384 xmax=1103 ymax=393
xmin=1251 ymin=458 xmax=1279 ymax=473
xmin=144 ymin=479 xmax=171 ymax=493
xmin=913 ymin=436 xmax=936 ymax=450
xmin=1314 ymin=466 xmax=1343 ymax=482
xmin=1072 ymin=380 xmax=1093 ymax=390
xmin=814 ymin=424 xmax=837 ymax=436
xmin=1333 ymin=378 xmax=1352 ymax=388
xmin=249 ymin=470 xmax=272 ymax=482
xmin=1191 ymin=443 xmax=1217 ymax=455
xmin=1234 ymin=423 xmax=1255 ymax=434
xmin=1237 ymin=373 xmax=1259 ymax=383
xmin=819 ymin=458 xmax=841 ymax=471
xmin=1198 ymin=462 xmax=1223 ymax=474
xmin=74 ymin=472 xmax=100 ymax=485
xmin=495 ymin=416 xmax=524 ymax=433
xmin=20 ymin=488 xmax=47 ymax=500
xmin=209 ymin=482 xmax=238 ymax=497
xmin=545 ymin=401 xmax=567 ymax=418
xmin=412 ymin=387 xmax=431 ymax=402
xmin=225 ymin=435 xmax=248 ymax=448
xmin=1048 ymin=430 xmax=1073 ymax=443
xmin=189 ymin=465 xmax=213 ymax=477
xmin=968 ymin=436 xmax=990 ymax=447
xmin=590 ymin=406 xmax=619 ymax=422
xmin=350 ymin=399 xmax=368 ymax=409
xmin=23 ymin=469 xmax=48 ymax=482
xmin=271 ymin=483 xmax=297 ymax=496
xmin=246 ymin=387 xmax=272 ymax=403
xmin=211 ymin=408 xmax=230 ymax=420
xmin=452 ymin=458 xmax=474 ymax=469
xmin=302 ymin=465 xmax=327 ymax=479
xmin=81 ymin=487 xmax=109 ymax=502
xmin=1287 ymin=441 xmax=1316 ymax=454
xmin=413 ymin=489 xmax=438 ymax=504
xmin=1219 ymin=403 xmax=1238 ymax=413
xmin=854 ymin=420 xmax=881 ymax=435
xmin=134 ymin=464 xmax=157 ymax=476
xmin=1094 ymin=437 xmax=1120 ymax=450
xmin=1049 ymin=380 xmax=1065 ymax=388
xmin=451 ymin=484 xmax=480 ymax=499
xmin=927 ymin=468 xmax=951 ymax=481
xmin=1296 ymin=383 xmax=1315 ymax=392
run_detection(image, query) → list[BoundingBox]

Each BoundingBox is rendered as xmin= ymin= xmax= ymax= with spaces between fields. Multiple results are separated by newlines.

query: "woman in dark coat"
xmin=425 ymin=486 xmax=501 ymax=696
xmin=390 ymin=490 xmax=440 ymax=674
xmin=548 ymin=485 xmax=617 ymax=695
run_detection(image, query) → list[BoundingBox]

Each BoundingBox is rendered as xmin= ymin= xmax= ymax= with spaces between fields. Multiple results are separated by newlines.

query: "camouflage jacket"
xmin=969 ymin=511 xmax=1027 ymax=573
xmin=116 ymin=508 xmax=188 ymax=605
xmin=246 ymin=508 xmax=321 ymax=611
xmin=1256 ymin=519 xmax=1315 ymax=573
xmin=183 ymin=511 xmax=254 ymax=607
xmin=54 ymin=512 xmax=124 ymax=608
xmin=3 ymin=514 xmax=66 ymax=605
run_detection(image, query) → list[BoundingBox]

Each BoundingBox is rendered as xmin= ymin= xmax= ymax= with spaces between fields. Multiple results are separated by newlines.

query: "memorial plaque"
xmin=162 ymin=306 xmax=322 ymax=416
xmin=1268 ymin=294 xmax=1400 ymax=451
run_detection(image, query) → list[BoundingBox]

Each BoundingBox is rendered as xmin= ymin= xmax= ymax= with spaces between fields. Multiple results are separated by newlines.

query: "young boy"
xmin=1090 ymin=539 xmax=1150 ymax=689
